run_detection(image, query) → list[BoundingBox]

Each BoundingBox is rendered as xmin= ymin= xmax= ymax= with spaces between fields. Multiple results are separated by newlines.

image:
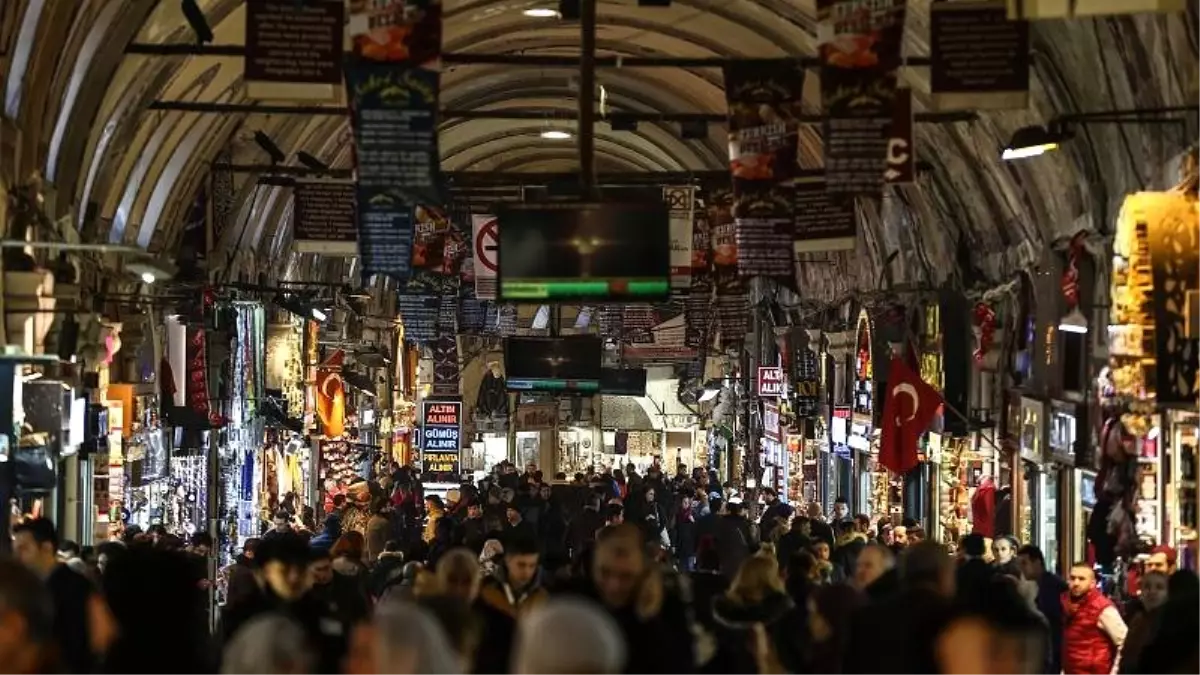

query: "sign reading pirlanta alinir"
xmin=420 ymin=399 xmax=461 ymax=479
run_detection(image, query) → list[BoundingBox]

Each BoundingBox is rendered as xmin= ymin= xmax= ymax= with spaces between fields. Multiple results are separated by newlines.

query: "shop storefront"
xmin=1014 ymin=395 xmax=1058 ymax=571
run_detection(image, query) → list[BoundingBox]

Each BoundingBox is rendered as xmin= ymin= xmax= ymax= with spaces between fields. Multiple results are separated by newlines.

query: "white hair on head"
xmin=374 ymin=598 xmax=462 ymax=674
xmin=221 ymin=613 xmax=315 ymax=674
xmin=512 ymin=597 xmax=627 ymax=674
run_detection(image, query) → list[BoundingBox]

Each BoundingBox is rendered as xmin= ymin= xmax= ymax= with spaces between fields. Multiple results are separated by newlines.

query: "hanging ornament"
xmin=972 ymin=302 xmax=996 ymax=364
xmin=1061 ymin=233 xmax=1086 ymax=309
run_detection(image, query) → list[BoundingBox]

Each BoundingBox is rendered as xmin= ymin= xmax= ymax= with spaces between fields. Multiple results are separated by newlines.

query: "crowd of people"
xmin=1 ymin=458 xmax=1197 ymax=674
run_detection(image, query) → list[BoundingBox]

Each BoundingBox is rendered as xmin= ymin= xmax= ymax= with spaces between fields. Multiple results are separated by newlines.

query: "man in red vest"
xmin=1061 ymin=562 xmax=1127 ymax=674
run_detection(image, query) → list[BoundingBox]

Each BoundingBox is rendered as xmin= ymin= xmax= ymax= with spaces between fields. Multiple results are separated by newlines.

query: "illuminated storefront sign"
xmin=420 ymin=400 xmax=461 ymax=477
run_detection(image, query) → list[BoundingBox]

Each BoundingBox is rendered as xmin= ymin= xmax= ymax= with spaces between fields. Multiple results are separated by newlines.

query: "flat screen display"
xmin=496 ymin=202 xmax=670 ymax=302
xmin=600 ymin=368 xmax=647 ymax=396
xmin=504 ymin=337 xmax=602 ymax=392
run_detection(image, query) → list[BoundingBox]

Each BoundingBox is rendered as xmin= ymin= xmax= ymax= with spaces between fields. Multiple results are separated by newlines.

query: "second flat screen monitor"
xmin=504 ymin=336 xmax=602 ymax=392
xmin=496 ymin=202 xmax=670 ymax=302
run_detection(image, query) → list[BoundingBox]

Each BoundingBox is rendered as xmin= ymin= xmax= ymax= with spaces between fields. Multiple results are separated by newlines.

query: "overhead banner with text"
xmin=709 ymin=191 xmax=751 ymax=347
xmin=345 ymin=61 xmax=440 ymax=283
xmin=404 ymin=205 xmax=467 ymax=295
xmin=293 ymin=180 xmax=357 ymax=254
xmin=244 ymin=0 xmax=344 ymax=100
xmin=930 ymin=1 xmax=1030 ymax=111
xmin=884 ymin=88 xmax=915 ymax=184
xmin=723 ymin=61 xmax=804 ymax=286
xmin=685 ymin=205 xmax=713 ymax=350
xmin=817 ymin=0 xmax=907 ymax=197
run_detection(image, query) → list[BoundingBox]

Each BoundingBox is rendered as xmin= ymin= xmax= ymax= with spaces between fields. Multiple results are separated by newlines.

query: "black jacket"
xmin=843 ymin=585 xmax=952 ymax=673
xmin=219 ymin=587 xmax=347 ymax=674
xmin=711 ymin=591 xmax=807 ymax=674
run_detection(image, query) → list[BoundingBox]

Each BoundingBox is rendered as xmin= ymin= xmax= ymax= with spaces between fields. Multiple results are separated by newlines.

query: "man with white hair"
xmin=512 ymin=598 xmax=627 ymax=674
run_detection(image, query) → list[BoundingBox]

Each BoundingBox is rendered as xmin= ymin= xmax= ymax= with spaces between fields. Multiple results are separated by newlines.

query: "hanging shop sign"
xmin=853 ymin=309 xmax=875 ymax=417
xmin=684 ymin=207 xmax=712 ymax=350
xmin=345 ymin=61 xmax=440 ymax=282
xmin=763 ymin=402 xmax=782 ymax=443
xmin=1048 ymin=400 xmax=1077 ymax=465
xmin=420 ymin=399 xmax=461 ymax=476
xmin=848 ymin=420 xmax=872 ymax=453
xmin=757 ymin=366 xmax=784 ymax=398
xmin=930 ymin=1 xmax=1030 ymax=111
xmin=792 ymin=341 xmax=821 ymax=418
xmin=663 ymin=186 xmax=696 ymax=291
xmin=244 ymin=0 xmax=344 ymax=100
xmin=817 ymin=0 xmax=907 ymax=196
xmin=185 ymin=326 xmax=210 ymax=419
xmin=514 ymin=402 xmax=557 ymax=431
xmin=884 ymin=88 xmax=915 ymax=184
xmin=722 ymin=60 xmax=804 ymax=286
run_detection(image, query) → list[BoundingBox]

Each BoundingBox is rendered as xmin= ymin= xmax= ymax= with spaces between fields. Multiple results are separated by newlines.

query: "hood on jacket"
xmin=836 ymin=531 xmax=868 ymax=548
xmin=711 ymin=591 xmax=795 ymax=629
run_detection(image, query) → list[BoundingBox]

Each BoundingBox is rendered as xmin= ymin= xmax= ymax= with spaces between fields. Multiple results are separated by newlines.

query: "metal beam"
xmin=125 ymin=43 xmax=937 ymax=68
xmin=151 ymin=100 xmax=978 ymax=124
xmin=224 ymin=165 xmax=935 ymax=183
xmin=579 ymin=0 xmax=598 ymax=195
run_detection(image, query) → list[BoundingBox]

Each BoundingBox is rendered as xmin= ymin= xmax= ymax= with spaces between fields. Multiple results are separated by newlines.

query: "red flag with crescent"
xmin=878 ymin=357 xmax=943 ymax=475
xmin=316 ymin=349 xmax=346 ymax=438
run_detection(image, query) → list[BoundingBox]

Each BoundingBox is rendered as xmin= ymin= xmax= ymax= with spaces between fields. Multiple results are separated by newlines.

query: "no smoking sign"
xmin=474 ymin=217 xmax=498 ymax=273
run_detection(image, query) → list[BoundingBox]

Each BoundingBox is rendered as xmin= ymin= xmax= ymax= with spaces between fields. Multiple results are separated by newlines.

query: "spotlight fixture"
xmin=540 ymin=129 xmax=572 ymax=140
xmin=311 ymin=307 xmax=328 ymax=322
xmin=126 ymin=254 xmax=176 ymax=284
xmin=1001 ymin=124 xmax=1067 ymax=161
xmin=273 ymin=294 xmax=326 ymax=323
xmin=140 ymin=272 xmax=156 ymax=284
xmin=1059 ymin=306 xmax=1088 ymax=334
xmin=296 ymin=151 xmax=330 ymax=172
xmin=254 ymin=130 xmax=286 ymax=165
xmin=522 ymin=7 xmax=560 ymax=17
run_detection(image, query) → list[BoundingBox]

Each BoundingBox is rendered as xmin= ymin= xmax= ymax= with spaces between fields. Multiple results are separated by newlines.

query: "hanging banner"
xmin=930 ymin=1 xmax=1030 ymax=111
xmin=685 ymin=207 xmax=713 ymax=349
xmin=348 ymin=0 xmax=442 ymax=65
xmin=817 ymin=0 xmax=907 ymax=197
xmin=397 ymin=295 xmax=439 ymax=343
xmin=793 ymin=345 xmax=821 ymax=418
xmin=244 ymin=0 xmax=344 ymax=100
xmin=514 ymin=402 xmax=558 ymax=431
xmin=663 ymin=186 xmax=696 ymax=291
xmin=723 ymin=60 xmax=804 ymax=284
xmin=419 ymin=398 xmax=461 ymax=481
xmin=794 ymin=176 xmax=858 ymax=252
xmin=709 ymin=191 xmax=750 ymax=347
xmin=622 ymin=303 xmax=697 ymax=364
xmin=432 ymin=335 xmax=459 ymax=397
xmin=293 ymin=180 xmax=357 ymax=254
xmin=345 ymin=61 xmax=440 ymax=282
xmin=471 ymin=214 xmax=499 ymax=299
xmin=403 ymin=205 xmax=467 ymax=295
xmin=884 ymin=88 xmax=915 ymax=184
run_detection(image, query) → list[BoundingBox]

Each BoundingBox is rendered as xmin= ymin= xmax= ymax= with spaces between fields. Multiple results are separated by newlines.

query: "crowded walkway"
xmin=3 ymin=460 xmax=1197 ymax=674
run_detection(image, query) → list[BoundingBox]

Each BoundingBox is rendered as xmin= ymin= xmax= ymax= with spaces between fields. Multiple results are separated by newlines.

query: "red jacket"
xmin=971 ymin=477 xmax=996 ymax=537
xmin=1061 ymin=588 xmax=1117 ymax=674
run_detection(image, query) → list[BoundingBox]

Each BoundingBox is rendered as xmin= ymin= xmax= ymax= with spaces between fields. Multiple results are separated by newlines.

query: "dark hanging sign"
xmin=420 ymin=399 xmax=461 ymax=480
xmin=709 ymin=191 xmax=751 ymax=348
xmin=685 ymin=208 xmax=713 ymax=350
xmin=884 ymin=88 xmax=915 ymax=184
xmin=722 ymin=60 xmax=804 ymax=285
xmin=404 ymin=205 xmax=469 ymax=295
xmin=817 ymin=0 xmax=907 ymax=197
xmin=793 ymin=347 xmax=821 ymax=418
xmin=348 ymin=0 xmax=442 ymax=65
xmin=1147 ymin=195 xmax=1200 ymax=404
xmin=345 ymin=61 xmax=440 ymax=282
xmin=930 ymin=1 xmax=1030 ymax=111
xmin=793 ymin=177 xmax=857 ymax=252
xmin=432 ymin=335 xmax=459 ymax=397
xmin=244 ymin=0 xmax=344 ymax=97
xmin=396 ymin=295 xmax=439 ymax=343
xmin=293 ymin=181 xmax=357 ymax=254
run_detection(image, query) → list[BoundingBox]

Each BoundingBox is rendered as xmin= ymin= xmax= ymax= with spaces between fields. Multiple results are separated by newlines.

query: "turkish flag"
xmin=316 ymin=349 xmax=346 ymax=438
xmin=878 ymin=357 xmax=943 ymax=475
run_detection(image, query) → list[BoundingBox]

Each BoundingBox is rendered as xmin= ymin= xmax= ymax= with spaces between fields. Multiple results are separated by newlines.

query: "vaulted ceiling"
xmin=0 ymin=0 xmax=1196 ymax=302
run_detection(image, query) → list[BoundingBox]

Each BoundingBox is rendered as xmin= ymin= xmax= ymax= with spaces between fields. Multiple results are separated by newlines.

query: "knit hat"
xmin=513 ymin=598 xmax=626 ymax=674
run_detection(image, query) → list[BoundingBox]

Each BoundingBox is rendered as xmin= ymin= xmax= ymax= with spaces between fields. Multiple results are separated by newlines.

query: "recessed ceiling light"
xmin=540 ymin=129 xmax=572 ymax=140
xmin=523 ymin=7 xmax=560 ymax=17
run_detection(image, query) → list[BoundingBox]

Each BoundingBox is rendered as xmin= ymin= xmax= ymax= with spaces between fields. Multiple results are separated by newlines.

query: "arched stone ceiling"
xmin=1 ymin=0 xmax=1196 ymax=303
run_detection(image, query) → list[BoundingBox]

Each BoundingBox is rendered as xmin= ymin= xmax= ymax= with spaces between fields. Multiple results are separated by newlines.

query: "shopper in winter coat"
xmin=710 ymin=554 xmax=807 ymax=674
xmin=1060 ymin=562 xmax=1127 ymax=675
xmin=423 ymin=495 xmax=446 ymax=545
xmin=1118 ymin=571 xmax=1168 ymax=674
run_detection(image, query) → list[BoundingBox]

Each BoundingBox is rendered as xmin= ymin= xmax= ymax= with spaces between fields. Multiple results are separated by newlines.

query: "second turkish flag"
xmin=878 ymin=357 xmax=943 ymax=475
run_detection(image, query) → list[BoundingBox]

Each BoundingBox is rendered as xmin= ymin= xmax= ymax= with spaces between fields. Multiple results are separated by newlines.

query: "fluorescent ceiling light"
xmin=540 ymin=129 xmax=572 ymax=140
xmin=311 ymin=307 xmax=328 ymax=322
xmin=1001 ymin=124 xmax=1065 ymax=161
xmin=698 ymin=388 xmax=720 ymax=403
xmin=1059 ymin=306 xmax=1088 ymax=334
xmin=140 ymin=272 xmax=156 ymax=284
xmin=523 ymin=7 xmax=560 ymax=17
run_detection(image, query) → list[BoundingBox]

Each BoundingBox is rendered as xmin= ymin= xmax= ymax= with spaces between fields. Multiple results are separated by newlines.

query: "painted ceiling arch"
xmin=0 ymin=0 xmax=1194 ymax=305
